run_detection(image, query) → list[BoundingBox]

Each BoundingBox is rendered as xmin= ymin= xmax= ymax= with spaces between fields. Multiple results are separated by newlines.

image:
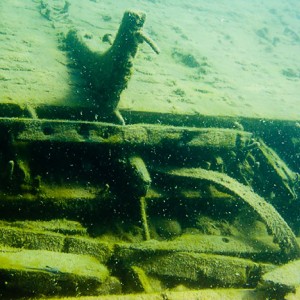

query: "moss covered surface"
xmin=115 ymin=233 xmax=279 ymax=259
xmin=0 ymin=221 xmax=112 ymax=264
xmin=133 ymin=252 xmax=259 ymax=287
xmin=0 ymin=248 xmax=109 ymax=297
xmin=46 ymin=289 xmax=267 ymax=300
xmin=260 ymin=259 xmax=300 ymax=294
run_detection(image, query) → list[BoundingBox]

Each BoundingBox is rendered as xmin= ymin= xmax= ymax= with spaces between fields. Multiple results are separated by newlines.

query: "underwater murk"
xmin=0 ymin=0 xmax=299 ymax=299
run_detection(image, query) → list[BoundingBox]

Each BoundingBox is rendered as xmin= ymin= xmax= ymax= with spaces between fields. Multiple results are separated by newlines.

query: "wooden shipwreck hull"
xmin=0 ymin=1 xmax=300 ymax=299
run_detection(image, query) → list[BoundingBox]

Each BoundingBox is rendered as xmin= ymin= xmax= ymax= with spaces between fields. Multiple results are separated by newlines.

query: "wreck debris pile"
xmin=0 ymin=115 xmax=299 ymax=298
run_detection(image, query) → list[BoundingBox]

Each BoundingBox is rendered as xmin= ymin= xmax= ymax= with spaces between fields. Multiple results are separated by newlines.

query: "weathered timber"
xmin=0 ymin=248 xmax=109 ymax=297
xmin=259 ymin=259 xmax=300 ymax=297
xmin=0 ymin=184 xmax=110 ymax=220
xmin=154 ymin=168 xmax=300 ymax=260
xmin=117 ymin=156 xmax=152 ymax=240
xmin=46 ymin=289 xmax=267 ymax=300
xmin=114 ymin=243 xmax=274 ymax=289
xmin=115 ymin=234 xmax=280 ymax=260
xmin=0 ymin=223 xmax=112 ymax=263
xmin=132 ymin=252 xmax=260 ymax=288
xmin=7 ymin=219 xmax=88 ymax=235
xmin=0 ymin=117 xmax=252 ymax=149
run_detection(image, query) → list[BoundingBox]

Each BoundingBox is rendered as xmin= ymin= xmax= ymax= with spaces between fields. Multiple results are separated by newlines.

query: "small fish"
xmin=25 ymin=265 xmax=63 ymax=275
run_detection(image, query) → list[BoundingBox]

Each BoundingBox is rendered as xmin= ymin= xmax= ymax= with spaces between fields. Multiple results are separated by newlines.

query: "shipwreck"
xmin=0 ymin=1 xmax=299 ymax=299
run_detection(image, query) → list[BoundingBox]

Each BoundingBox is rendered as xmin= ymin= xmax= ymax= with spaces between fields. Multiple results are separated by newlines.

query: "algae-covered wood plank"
xmin=46 ymin=289 xmax=267 ymax=300
xmin=0 ymin=248 xmax=109 ymax=296
xmin=0 ymin=117 xmax=252 ymax=149
xmin=115 ymin=234 xmax=280 ymax=260
xmin=260 ymin=259 xmax=300 ymax=296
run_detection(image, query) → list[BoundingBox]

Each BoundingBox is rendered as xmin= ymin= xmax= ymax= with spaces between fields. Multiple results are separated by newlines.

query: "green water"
xmin=0 ymin=1 xmax=299 ymax=299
